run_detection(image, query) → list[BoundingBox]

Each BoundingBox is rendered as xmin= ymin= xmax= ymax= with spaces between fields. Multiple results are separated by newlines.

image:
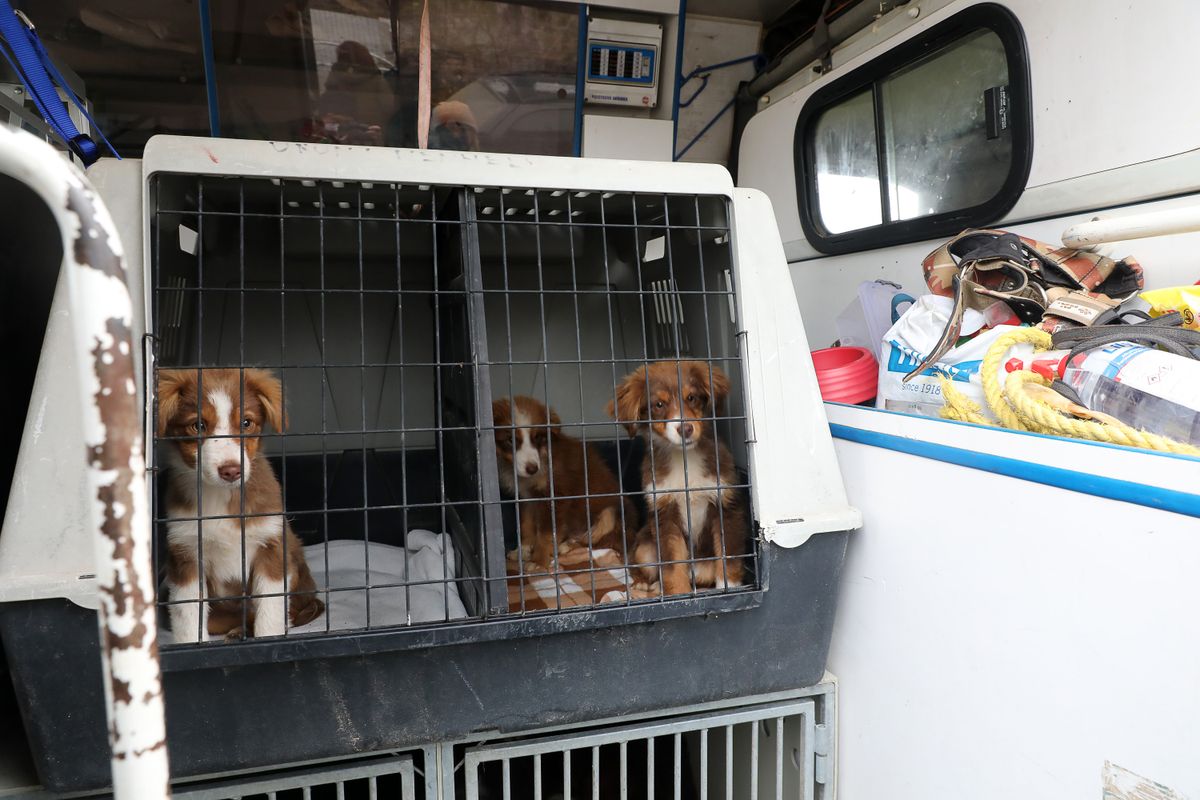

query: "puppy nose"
xmin=524 ymin=462 xmax=539 ymax=476
xmin=681 ymin=423 xmax=695 ymax=440
xmin=218 ymin=462 xmax=242 ymax=483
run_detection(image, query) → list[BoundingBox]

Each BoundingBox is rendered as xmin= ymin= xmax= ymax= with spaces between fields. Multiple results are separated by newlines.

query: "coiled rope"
xmin=937 ymin=328 xmax=1200 ymax=456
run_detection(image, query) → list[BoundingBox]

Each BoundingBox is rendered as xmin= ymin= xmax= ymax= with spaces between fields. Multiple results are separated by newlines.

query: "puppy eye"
xmin=189 ymin=421 xmax=206 ymax=434
xmin=686 ymin=393 xmax=696 ymax=404
xmin=242 ymin=418 xmax=253 ymax=429
xmin=654 ymin=400 xmax=665 ymax=410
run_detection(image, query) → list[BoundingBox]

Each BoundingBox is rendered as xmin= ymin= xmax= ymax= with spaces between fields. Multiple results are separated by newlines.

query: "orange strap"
xmin=417 ymin=0 xmax=431 ymax=149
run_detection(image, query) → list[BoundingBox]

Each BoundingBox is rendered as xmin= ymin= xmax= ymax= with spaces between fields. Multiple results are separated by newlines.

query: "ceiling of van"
xmin=688 ymin=0 xmax=804 ymax=21
xmin=688 ymin=0 xmax=867 ymax=63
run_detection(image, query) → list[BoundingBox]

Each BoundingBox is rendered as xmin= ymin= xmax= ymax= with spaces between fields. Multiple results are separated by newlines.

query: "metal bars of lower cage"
xmin=461 ymin=699 xmax=822 ymax=800
xmin=149 ymin=172 xmax=757 ymax=646
xmin=142 ymin=690 xmax=832 ymax=799
xmin=170 ymin=753 xmax=417 ymax=800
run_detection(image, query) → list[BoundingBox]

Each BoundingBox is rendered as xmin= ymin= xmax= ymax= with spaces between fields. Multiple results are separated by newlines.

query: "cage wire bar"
xmin=171 ymin=753 xmax=417 ymax=800
xmin=460 ymin=698 xmax=823 ymax=800
xmin=149 ymin=172 xmax=756 ymax=647
xmin=0 ymin=131 xmax=169 ymax=795
xmin=150 ymin=175 xmax=483 ymax=642
xmin=480 ymin=186 xmax=755 ymax=614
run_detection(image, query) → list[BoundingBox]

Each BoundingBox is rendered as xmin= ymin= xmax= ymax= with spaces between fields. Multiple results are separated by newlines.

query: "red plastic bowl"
xmin=811 ymin=346 xmax=878 ymax=405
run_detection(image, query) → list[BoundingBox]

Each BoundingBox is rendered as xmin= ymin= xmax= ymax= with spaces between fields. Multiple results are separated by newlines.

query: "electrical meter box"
xmin=584 ymin=17 xmax=663 ymax=108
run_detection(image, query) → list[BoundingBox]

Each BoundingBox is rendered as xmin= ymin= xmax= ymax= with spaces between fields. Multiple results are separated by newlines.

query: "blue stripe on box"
xmin=829 ymin=422 xmax=1200 ymax=519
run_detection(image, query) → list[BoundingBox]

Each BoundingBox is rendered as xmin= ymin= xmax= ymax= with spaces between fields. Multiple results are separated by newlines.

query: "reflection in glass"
xmin=33 ymin=0 xmax=581 ymax=157
xmin=880 ymin=29 xmax=1010 ymax=221
xmin=214 ymin=0 xmax=577 ymax=155
xmin=813 ymin=89 xmax=882 ymax=234
xmin=36 ymin=2 xmax=209 ymax=155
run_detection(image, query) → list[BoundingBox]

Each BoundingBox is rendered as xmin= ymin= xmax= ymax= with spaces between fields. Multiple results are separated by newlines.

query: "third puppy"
xmin=493 ymin=395 xmax=635 ymax=570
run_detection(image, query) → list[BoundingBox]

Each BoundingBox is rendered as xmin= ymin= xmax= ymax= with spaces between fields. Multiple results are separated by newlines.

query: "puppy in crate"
xmin=157 ymin=368 xmax=324 ymax=642
xmin=609 ymin=360 xmax=750 ymax=595
xmin=492 ymin=396 xmax=635 ymax=571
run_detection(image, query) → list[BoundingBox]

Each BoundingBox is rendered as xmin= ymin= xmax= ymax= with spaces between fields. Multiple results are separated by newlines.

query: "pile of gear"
xmin=822 ymin=227 xmax=1200 ymax=455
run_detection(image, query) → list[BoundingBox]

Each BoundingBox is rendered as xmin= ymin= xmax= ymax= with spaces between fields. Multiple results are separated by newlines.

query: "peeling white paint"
xmin=30 ymin=395 xmax=47 ymax=446
xmin=1103 ymin=761 xmax=1189 ymax=800
xmin=0 ymin=128 xmax=168 ymax=799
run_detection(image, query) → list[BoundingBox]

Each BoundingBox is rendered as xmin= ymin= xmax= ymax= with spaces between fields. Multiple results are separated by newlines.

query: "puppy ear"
xmin=547 ymin=405 xmax=563 ymax=437
xmin=245 ymin=369 xmax=286 ymax=432
xmin=155 ymin=369 xmax=188 ymax=436
xmin=608 ymin=367 xmax=647 ymax=436
xmin=693 ymin=362 xmax=731 ymax=408
xmin=491 ymin=397 xmax=511 ymax=427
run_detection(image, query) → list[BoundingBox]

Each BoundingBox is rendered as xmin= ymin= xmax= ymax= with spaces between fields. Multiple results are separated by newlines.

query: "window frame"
xmin=793 ymin=3 xmax=1033 ymax=255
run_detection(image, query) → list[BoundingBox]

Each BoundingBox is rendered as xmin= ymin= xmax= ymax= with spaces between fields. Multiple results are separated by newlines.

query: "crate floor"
xmin=505 ymin=546 xmax=657 ymax=612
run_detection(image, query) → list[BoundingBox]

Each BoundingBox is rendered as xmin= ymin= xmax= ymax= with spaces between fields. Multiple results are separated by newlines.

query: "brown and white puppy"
xmin=608 ymin=361 xmax=749 ymax=595
xmin=492 ymin=395 xmax=635 ymax=570
xmin=157 ymin=368 xmax=323 ymax=642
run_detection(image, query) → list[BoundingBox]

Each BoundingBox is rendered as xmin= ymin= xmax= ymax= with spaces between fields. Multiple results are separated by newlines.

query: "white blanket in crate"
xmin=296 ymin=532 xmax=468 ymax=633
xmin=160 ymin=530 xmax=467 ymax=642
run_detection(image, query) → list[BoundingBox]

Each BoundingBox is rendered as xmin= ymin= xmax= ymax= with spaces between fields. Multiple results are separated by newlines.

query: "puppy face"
xmin=608 ymin=361 xmax=730 ymax=447
xmin=157 ymin=368 xmax=284 ymax=488
xmin=492 ymin=396 xmax=560 ymax=483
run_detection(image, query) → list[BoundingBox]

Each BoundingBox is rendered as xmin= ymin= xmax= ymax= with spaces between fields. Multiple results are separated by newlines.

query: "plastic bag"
xmin=834 ymin=280 xmax=914 ymax=361
xmin=876 ymin=295 xmax=1023 ymax=420
xmin=1139 ymin=286 xmax=1200 ymax=330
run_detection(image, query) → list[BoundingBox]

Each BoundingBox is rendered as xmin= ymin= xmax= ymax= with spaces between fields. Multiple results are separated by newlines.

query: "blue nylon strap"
xmin=0 ymin=1 xmax=118 ymax=165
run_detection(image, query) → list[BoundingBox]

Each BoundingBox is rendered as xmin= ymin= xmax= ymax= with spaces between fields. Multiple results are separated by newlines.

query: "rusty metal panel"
xmin=0 ymin=128 xmax=168 ymax=798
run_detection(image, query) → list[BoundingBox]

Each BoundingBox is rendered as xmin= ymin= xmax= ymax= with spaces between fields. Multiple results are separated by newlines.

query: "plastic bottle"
xmin=1004 ymin=349 xmax=1072 ymax=381
xmin=1057 ymin=342 xmax=1200 ymax=446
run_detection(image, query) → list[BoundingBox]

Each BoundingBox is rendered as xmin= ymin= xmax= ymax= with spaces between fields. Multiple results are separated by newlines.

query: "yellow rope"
xmin=938 ymin=379 xmax=991 ymax=426
xmin=937 ymin=328 xmax=1200 ymax=456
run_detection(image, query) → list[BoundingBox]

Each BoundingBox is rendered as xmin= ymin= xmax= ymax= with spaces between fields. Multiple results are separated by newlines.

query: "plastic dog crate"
xmin=0 ymin=136 xmax=860 ymax=793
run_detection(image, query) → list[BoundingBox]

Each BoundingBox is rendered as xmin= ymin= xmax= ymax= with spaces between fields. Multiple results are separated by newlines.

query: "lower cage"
xmin=0 ymin=533 xmax=847 ymax=794
xmin=4 ymin=686 xmax=833 ymax=799
xmin=453 ymin=693 xmax=832 ymax=800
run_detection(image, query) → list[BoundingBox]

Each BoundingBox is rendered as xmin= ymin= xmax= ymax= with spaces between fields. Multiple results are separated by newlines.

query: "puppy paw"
xmin=627 ymin=583 xmax=660 ymax=600
xmin=507 ymin=544 xmax=535 ymax=563
xmin=222 ymin=626 xmax=248 ymax=643
xmin=522 ymin=558 xmax=550 ymax=575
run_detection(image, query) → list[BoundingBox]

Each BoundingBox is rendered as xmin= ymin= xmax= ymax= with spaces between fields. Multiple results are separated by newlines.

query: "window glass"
xmin=798 ymin=8 xmax=1029 ymax=252
xmin=33 ymin=1 xmax=210 ymax=156
xmin=30 ymin=0 xmax=577 ymax=157
xmin=210 ymin=0 xmax=578 ymax=154
xmin=428 ymin=0 xmax=578 ymax=155
xmin=880 ymin=29 xmax=1010 ymax=221
xmin=812 ymin=89 xmax=882 ymax=234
